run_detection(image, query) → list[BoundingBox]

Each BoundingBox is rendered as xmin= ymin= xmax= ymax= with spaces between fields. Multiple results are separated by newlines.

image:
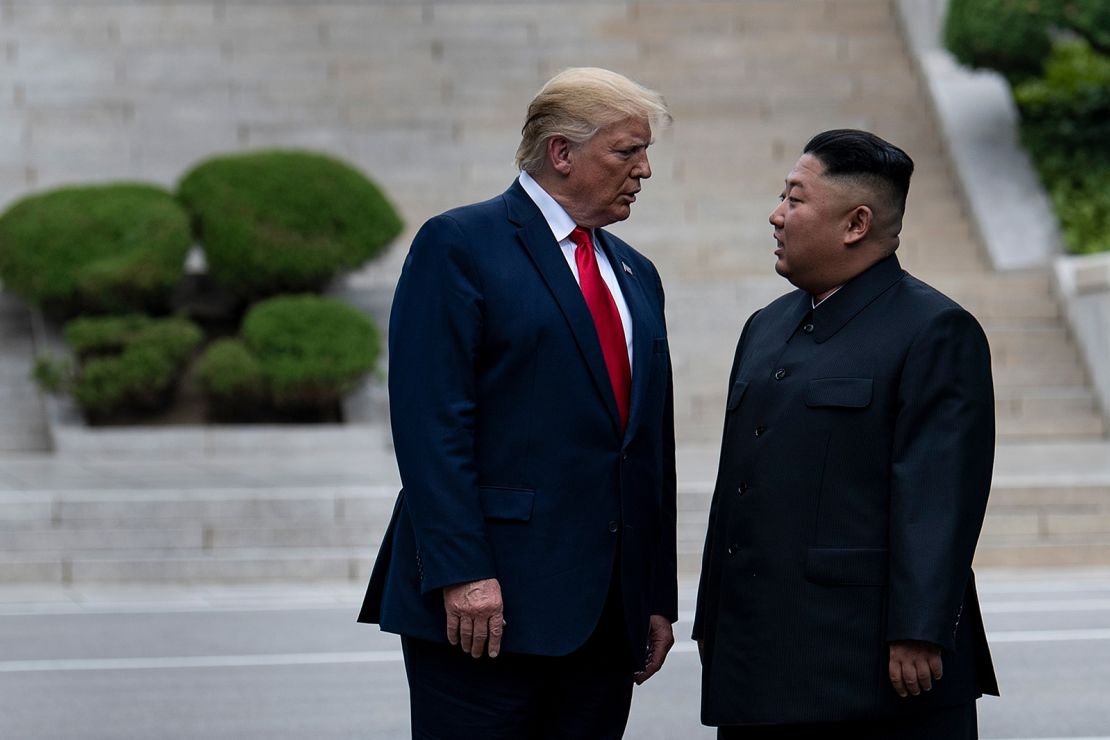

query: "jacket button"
xmin=754 ymin=424 xmax=766 ymax=437
xmin=803 ymin=323 xmax=814 ymax=334
xmin=608 ymin=521 xmax=619 ymax=533
xmin=737 ymin=482 xmax=749 ymax=495
xmin=727 ymin=544 xmax=738 ymax=556
xmin=773 ymin=368 xmax=786 ymax=380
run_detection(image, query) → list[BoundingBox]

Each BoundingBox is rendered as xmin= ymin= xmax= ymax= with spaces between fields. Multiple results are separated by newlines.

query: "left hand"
xmin=888 ymin=640 xmax=943 ymax=697
xmin=634 ymin=615 xmax=675 ymax=685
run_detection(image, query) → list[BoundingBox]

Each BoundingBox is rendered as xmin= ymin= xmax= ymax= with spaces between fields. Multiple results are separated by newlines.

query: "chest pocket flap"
xmin=805 ymin=377 xmax=872 ymax=408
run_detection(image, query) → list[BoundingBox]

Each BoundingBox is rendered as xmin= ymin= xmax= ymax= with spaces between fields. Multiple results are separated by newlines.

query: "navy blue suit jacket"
xmin=359 ymin=180 xmax=678 ymax=662
xmin=694 ymin=255 xmax=998 ymax=725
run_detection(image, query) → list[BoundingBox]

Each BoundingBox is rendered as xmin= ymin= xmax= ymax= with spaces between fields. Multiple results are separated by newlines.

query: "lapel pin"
xmin=622 ymin=261 xmax=633 ymax=276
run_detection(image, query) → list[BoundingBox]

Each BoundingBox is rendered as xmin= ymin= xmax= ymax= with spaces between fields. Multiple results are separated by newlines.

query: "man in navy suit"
xmin=359 ymin=67 xmax=677 ymax=739
xmin=694 ymin=130 xmax=999 ymax=738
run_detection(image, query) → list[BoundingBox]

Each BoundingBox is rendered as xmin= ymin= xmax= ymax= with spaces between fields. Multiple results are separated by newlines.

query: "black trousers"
xmin=717 ymin=701 xmax=978 ymax=740
xmin=402 ymin=578 xmax=636 ymax=740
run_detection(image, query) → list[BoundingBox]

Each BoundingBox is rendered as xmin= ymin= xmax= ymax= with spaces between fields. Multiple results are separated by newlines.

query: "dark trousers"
xmin=717 ymin=701 xmax=978 ymax=740
xmin=402 ymin=579 xmax=635 ymax=740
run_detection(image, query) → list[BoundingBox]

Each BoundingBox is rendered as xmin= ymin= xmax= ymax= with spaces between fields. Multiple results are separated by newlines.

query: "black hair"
xmin=803 ymin=129 xmax=914 ymax=215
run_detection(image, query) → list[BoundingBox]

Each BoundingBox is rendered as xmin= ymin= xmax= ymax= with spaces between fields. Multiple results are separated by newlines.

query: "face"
xmin=559 ymin=116 xmax=653 ymax=228
xmin=768 ymin=153 xmax=852 ymax=296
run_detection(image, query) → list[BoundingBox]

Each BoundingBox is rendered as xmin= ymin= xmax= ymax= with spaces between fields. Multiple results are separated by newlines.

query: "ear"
xmin=547 ymin=136 xmax=573 ymax=176
xmin=844 ymin=205 xmax=872 ymax=246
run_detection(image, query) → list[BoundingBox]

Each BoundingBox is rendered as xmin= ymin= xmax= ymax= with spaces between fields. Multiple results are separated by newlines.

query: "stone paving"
xmin=0 ymin=0 xmax=1108 ymax=581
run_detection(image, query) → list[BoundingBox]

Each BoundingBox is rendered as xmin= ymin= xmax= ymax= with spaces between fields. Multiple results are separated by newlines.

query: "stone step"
xmin=0 ymin=548 xmax=377 ymax=585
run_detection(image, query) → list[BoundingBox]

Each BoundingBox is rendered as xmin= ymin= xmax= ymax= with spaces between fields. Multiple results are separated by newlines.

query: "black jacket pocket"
xmin=479 ymin=486 xmax=535 ymax=521
xmin=805 ymin=547 xmax=888 ymax=586
xmin=727 ymin=379 xmax=749 ymax=411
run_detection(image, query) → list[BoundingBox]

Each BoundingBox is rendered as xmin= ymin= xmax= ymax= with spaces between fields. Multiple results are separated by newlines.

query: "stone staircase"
xmin=0 ymin=0 xmax=1106 ymax=583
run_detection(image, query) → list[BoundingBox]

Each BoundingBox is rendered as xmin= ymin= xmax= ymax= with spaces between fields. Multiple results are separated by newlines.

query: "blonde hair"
xmin=515 ymin=67 xmax=671 ymax=174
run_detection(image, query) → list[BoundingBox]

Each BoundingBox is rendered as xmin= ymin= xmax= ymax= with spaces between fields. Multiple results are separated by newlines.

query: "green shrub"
xmin=55 ymin=315 xmax=203 ymax=419
xmin=0 ymin=184 xmax=192 ymax=318
xmin=241 ymin=294 xmax=380 ymax=408
xmin=195 ymin=338 xmax=266 ymax=410
xmin=944 ymin=0 xmax=1053 ymax=83
xmin=177 ymin=150 xmax=403 ymax=300
xmin=1015 ymin=41 xmax=1110 ymax=253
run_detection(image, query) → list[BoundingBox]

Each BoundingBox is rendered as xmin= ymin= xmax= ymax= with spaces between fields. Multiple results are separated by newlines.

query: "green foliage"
xmin=59 ymin=315 xmax=203 ymax=418
xmin=32 ymin=356 xmax=72 ymax=394
xmin=195 ymin=338 xmax=266 ymax=410
xmin=1015 ymin=41 xmax=1110 ymax=253
xmin=241 ymin=294 xmax=380 ymax=408
xmin=946 ymin=3 xmax=1110 ymax=254
xmin=0 ymin=184 xmax=192 ymax=318
xmin=944 ymin=0 xmax=1053 ymax=83
xmin=177 ymin=150 xmax=403 ymax=300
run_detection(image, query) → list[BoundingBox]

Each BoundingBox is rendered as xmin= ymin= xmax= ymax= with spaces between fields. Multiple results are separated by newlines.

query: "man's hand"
xmin=888 ymin=640 xmax=943 ymax=697
xmin=442 ymin=578 xmax=505 ymax=659
xmin=634 ymin=615 xmax=675 ymax=685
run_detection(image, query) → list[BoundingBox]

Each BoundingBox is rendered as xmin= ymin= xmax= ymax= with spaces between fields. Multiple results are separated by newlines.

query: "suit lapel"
xmin=505 ymin=182 xmax=623 ymax=435
xmin=597 ymin=231 xmax=651 ymax=442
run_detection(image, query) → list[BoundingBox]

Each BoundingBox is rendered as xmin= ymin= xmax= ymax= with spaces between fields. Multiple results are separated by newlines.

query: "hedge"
xmin=241 ymin=294 xmax=380 ymax=409
xmin=0 ymin=184 xmax=192 ymax=318
xmin=177 ymin=150 xmax=403 ymax=300
xmin=945 ymin=0 xmax=1110 ymax=254
xmin=44 ymin=315 xmax=203 ymax=418
xmin=195 ymin=338 xmax=266 ymax=412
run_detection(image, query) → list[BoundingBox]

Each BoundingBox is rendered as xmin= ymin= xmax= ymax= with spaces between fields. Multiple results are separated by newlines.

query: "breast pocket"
xmin=804 ymin=377 xmax=872 ymax=409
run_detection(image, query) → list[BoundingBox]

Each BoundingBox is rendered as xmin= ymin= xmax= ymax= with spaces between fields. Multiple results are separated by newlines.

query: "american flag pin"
xmin=622 ymin=261 xmax=633 ymax=276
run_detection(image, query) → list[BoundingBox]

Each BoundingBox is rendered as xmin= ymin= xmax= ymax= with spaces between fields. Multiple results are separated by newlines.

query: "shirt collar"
xmin=518 ymin=170 xmax=579 ymax=243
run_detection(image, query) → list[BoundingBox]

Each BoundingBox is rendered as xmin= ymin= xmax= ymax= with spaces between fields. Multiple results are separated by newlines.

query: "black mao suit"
xmin=694 ymin=255 xmax=999 ymax=727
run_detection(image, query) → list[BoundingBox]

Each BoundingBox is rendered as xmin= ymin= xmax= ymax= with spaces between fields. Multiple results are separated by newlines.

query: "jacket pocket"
xmin=804 ymin=547 xmax=888 ymax=586
xmin=726 ymin=379 xmax=749 ymax=411
xmin=478 ymin=486 xmax=535 ymax=521
xmin=805 ymin=377 xmax=872 ymax=408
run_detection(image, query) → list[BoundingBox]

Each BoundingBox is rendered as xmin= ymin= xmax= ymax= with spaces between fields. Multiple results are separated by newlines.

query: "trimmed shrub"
xmin=43 ymin=315 xmax=203 ymax=419
xmin=177 ymin=150 xmax=403 ymax=300
xmin=1015 ymin=41 xmax=1110 ymax=253
xmin=944 ymin=0 xmax=1052 ymax=83
xmin=0 ymin=184 xmax=192 ymax=318
xmin=195 ymin=338 xmax=267 ymax=412
xmin=241 ymin=294 xmax=380 ymax=408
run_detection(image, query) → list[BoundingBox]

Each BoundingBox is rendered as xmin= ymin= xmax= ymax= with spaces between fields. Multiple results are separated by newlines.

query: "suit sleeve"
xmin=887 ymin=307 xmax=995 ymax=652
xmin=388 ymin=214 xmax=496 ymax=594
xmin=651 ymin=267 xmax=679 ymax=622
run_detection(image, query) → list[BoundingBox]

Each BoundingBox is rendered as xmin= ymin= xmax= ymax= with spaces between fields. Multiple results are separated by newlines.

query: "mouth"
xmin=621 ymin=191 xmax=639 ymax=204
xmin=773 ymin=233 xmax=784 ymax=253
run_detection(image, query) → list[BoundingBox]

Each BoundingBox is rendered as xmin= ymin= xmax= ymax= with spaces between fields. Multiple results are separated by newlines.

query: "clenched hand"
xmin=889 ymin=640 xmax=943 ymax=698
xmin=443 ymin=578 xmax=505 ymax=658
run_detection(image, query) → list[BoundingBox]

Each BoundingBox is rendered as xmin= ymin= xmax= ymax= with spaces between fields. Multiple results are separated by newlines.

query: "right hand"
xmin=442 ymin=578 xmax=505 ymax=658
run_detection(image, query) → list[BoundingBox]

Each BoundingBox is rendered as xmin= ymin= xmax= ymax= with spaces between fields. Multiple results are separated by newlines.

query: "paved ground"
xmin=1 ymin=569 xmax=1108 ymax=739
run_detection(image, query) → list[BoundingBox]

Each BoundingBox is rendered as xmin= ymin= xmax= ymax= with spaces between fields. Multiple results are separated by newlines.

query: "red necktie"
xmin=570 ymin=227 xmax=631 ymax=430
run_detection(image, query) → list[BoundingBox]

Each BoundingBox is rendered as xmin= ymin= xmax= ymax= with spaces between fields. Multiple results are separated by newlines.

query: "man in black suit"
xmin=359 ymin=68 xmax=677 ymax=739
xmin=693 ymin=129 xmax=999 ymax=738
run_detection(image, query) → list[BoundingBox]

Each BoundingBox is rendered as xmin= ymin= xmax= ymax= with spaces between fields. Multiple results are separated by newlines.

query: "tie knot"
xmin=569 ymin=226 xmax=592 ymax=251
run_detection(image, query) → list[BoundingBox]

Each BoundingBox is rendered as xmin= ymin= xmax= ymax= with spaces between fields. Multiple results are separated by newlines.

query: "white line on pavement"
xmin=0 ymin=650 xmax=404 ymax=673
xmin=1 ymin=626 xmax=1108 ymax=674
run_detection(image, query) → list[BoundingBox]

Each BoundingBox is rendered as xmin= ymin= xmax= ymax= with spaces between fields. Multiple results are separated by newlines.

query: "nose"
xmin=769 ymin=200 xmax=785 ymax=226
xmin=633 ymin=151 xmax=652 ymax=180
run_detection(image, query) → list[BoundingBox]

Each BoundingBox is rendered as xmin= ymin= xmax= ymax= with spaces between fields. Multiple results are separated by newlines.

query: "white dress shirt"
xmin=518 ymin=171 xmax=634 ymax=367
